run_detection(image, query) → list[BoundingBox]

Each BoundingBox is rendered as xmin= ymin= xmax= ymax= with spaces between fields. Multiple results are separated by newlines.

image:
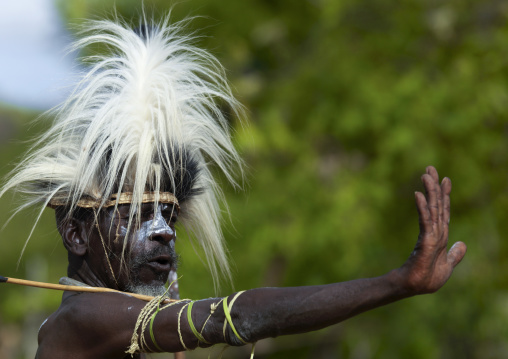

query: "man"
xmin=0 ymin=17 xmax=466 ymax=358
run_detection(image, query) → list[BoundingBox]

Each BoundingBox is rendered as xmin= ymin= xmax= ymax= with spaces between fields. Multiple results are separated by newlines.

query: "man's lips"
xmin=147 ymin=255 xmax=172 ymax=272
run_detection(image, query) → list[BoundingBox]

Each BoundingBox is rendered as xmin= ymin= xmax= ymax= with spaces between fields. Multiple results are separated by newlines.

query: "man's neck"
xmin=67 ymin=256 xmax=114 ymax=289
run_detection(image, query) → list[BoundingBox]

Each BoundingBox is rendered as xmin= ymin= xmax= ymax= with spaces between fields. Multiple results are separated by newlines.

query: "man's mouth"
xmin=147 ymin=255 xmax=172 ymax=272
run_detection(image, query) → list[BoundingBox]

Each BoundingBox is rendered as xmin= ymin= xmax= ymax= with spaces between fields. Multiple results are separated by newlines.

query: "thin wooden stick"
xmin=0 ymin=275 xmax=177 ymax=304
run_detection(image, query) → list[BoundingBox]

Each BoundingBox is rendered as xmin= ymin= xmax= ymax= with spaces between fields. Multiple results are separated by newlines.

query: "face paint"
xmin=126 ymin=206 xmax=179 ymax=296
xmin=98 ymin=203 xmax=179 ymax=296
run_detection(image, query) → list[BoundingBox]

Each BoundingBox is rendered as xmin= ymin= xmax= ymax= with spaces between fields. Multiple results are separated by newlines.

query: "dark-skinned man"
xmin=0 ymin=16 xmax=466 ymax=359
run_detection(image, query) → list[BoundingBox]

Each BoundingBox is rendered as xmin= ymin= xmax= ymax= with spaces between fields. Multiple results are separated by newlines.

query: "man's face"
xmin=90 ymin=202 xmax=179 ymax=296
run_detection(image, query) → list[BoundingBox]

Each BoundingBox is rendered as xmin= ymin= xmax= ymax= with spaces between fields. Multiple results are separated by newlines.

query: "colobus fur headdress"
xmin=0 ymin=15 xmax=244 ymax=289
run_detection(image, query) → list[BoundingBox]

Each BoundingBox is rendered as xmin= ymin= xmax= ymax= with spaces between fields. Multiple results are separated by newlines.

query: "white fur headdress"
xmin=0 ymin=16 xmax=244 ymax=288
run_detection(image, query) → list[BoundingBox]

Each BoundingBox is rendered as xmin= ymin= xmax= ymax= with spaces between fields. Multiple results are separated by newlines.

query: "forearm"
xmin=197 ymin=269 xmax=410 ymax=345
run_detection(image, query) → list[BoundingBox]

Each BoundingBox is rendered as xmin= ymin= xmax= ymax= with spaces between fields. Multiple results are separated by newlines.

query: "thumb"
xmin=447 ymin=241 xmax=467 ymax=267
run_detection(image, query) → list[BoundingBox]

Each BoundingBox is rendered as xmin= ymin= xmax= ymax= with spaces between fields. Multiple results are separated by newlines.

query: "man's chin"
xmin=127 ymin=283 xmax=167 ymax=297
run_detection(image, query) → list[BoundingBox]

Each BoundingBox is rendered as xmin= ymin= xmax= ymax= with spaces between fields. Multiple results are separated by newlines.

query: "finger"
xmin=426 ymin=166 xmax=439 ymax=183
xmin=422 ymin=173 xmax=439 ymax=224
xmin=415 ymin=191 xmax=431 ymax=233
xmin=435 ymin=172 xmax=444 ymax=227
xmin=447 ymin=241 xmax=466 ymax=267
xmin=441 ymin=177 xmax=452 ymax=225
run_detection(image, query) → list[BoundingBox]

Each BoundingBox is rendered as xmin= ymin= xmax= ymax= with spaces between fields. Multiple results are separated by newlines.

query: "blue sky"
xmin=0 ymin=0 xmax=79 ymax=110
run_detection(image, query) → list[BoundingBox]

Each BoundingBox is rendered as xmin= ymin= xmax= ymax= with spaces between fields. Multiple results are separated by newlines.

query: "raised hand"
xmin=396 ymin=166 xmax=466 ymax=295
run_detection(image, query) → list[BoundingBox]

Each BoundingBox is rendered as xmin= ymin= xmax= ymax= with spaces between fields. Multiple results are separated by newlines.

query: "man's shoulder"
xmin=36 ymin=297 xmax=80 ymax=358
xmin=53 ymin=290 xmax=144 ymax=329
xmin=37 ymin=293 xmax=92 ymax=347
xmin=37 ymin=291 xmax=146 ymax=358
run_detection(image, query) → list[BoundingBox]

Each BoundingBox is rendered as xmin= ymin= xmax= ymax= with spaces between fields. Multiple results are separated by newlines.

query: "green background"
xmin=1 ymin=0 xmax=507 ymax=358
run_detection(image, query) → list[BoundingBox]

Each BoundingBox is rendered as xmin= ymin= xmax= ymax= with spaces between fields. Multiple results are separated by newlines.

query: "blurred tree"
xmin=1 ymin=0 xmax=507 ymax=358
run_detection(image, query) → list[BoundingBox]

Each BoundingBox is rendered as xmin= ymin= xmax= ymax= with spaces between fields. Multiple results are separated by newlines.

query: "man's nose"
xmin=150 ymin=225 xmax=175 ymax=243
xmin=149 ymin=212 xmax=175 ymax=243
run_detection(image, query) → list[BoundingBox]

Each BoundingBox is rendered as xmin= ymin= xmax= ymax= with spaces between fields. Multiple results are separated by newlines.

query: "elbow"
xmin=225 ymin=314 xmax=280 ymax=345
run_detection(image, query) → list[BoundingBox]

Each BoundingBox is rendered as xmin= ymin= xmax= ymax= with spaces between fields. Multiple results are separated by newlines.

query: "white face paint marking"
xmin=109 ymin=204 xmax=177 ymax=297
xmin=128 ymin=306 xmax=133 ymax=311
xmin=115 ymin=206 xmax=175 ymax=243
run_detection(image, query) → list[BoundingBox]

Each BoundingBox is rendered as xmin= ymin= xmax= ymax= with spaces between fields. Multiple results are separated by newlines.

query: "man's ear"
xmin=59 ymin=218 xmax=89 ymax=256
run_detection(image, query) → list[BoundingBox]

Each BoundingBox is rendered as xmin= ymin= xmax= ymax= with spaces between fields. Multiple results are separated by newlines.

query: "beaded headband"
xmin=48 ymin=192 xmax=179 ymax=210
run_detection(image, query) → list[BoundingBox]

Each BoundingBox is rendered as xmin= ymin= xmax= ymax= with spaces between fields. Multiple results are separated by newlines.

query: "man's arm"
xmin=43 ymin=166 xmax=465 ymax=356
xmin=152 ymin=166 xmax=466 ymax=349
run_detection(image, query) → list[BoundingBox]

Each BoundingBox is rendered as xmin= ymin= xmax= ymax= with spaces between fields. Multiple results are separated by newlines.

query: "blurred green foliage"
xmin=1 ymin=0 xmax=508 ymax=358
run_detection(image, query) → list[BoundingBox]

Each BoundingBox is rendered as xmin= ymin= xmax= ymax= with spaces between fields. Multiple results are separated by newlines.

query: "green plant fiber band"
xmin=187 ymin=301 xmax=211 ymax=344
xmin=149 ymin=308 xmax=164 ymax=352
xmin=223 ymin=294 xmax=247 ymax=344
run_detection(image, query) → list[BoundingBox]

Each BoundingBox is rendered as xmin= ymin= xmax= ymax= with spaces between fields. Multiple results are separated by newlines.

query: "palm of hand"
xmin=398 ymin=166 xmax=466 ymax=295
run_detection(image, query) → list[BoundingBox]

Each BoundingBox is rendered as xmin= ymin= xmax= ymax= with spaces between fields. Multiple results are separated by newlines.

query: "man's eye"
xmin=117 ymin=212 xmax=131 ymax=220
xmin=141 ymin=212 xmax=154 ymax=221
xmin=163 ymin=212 xmax=178 ymax=226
